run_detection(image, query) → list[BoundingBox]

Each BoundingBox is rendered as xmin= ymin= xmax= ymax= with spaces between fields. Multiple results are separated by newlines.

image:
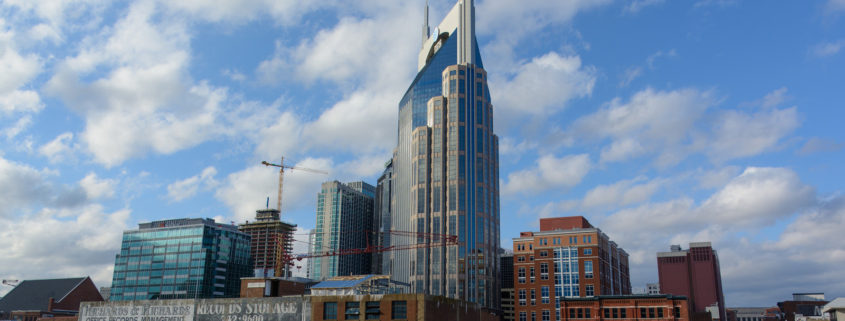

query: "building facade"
xmin=238 ymin=209 xmax=296 ymax=278
xmin=657 ymin=242 xmax=726 ymax=321
xmin=110 ymin=218 xmax=252 ymax=300
xmin=0 ymin=277 xmax=103 ymax=320
xmin=311 ymin=293 xmax=499 ymax=321
xmin=386 ymin=0 xmax=501 ymax=309
xmin=502 ymin=253 xmax=516 ymax=321
xmin=513 ymin=216 xmax=632 ymax=320
xmin=374 ymin=160 xmax=394 ymax=275
xmin=309 ymin=181 xmax=376 ymax=280
xmin=553 ymin=295 xmax=691 ymax=321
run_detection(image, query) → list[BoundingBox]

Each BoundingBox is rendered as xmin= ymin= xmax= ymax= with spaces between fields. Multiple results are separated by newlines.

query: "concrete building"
xmin=822 ymin=298 xmax=845 ymax=321
xmin=647 ymin=283 xmax=660 ymax=295
xmin=0 ymin=277 xmax=103 ymax=320
xmin=729 ymin=307 xmax=781 ymax=321
xmin=109 ymin=218 xmax=252 ymax=300
xmin=501 ymin=253 xmax=515 ymax=321
xmin=513 ymin=216 xmax=631 ymax=320
xmin=658 ymin=242 xmax=726 ymax=321
xmin=239 ymin=208 xmax=297 ymax=278
xmin=384 ymin=0 xmax=501 ymax=309
xmin=555 ymin=294 xmax=692 ymax=321
xmin=309 ymin=181 xmax=376 ymax=280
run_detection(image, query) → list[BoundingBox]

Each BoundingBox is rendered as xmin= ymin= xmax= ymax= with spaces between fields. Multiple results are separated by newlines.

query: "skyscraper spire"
xmin=422 ymin=0 xmax=430 ymax=47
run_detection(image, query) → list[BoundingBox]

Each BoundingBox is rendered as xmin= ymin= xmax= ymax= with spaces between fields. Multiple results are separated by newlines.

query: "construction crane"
xmin=261 ymin=156 xmax=328 ymax=215
xmin=281 ymin=230 xmax=461 ymax=270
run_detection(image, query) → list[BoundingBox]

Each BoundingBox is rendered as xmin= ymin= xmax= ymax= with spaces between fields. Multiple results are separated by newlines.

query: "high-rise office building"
xmin=657 ymin=242 xmax=727 ymax=321
xmin=238 ymin=208 xmax=296 ymax=277
xmin=110 ymin=218 xmax=252 ymax=300
xmin=501 ymin=253 xmax=516 ymax=321
xmin=386 ymin=0 xmax=500 ymax=309
xmin=309 ymin=181 xmax=376 ymax=280
xmin=513 ymin=216 xmax=632 ymax=320
xmin=374 ymin=160 xmax=394 ymax=275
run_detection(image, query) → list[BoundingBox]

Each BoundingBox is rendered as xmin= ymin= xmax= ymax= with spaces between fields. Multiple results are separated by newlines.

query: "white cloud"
xmin=624 ymin=0 xmax=666 ymax=14
xmin=45 ymin=1 xmax=231 ymax=167
xmin=502 ymin=153 xmax=590 ymax=195
xmin=798 ymin=137 xmax=844 ymax=155
xmin=216 ymin=158 xmax=332 ymax=223
xmin=826 ymin=0 xmax=845 ymax=13
xmin=161 ymin=0 xmax=331 ymax=25
xmin=2 ymin=114 xmax=32 ymax=139
xmin=492 ymin=52 xmax=596 ymax=115
xmin=0 ymin=204 xmax=130 ymax=296
xmin=0 ymin=157 xmax=54 ymax=218
xmin=700 ymin=107 xmax=799 ymax=162
xmin=581 ymin=176 xmax=664 ymax=209
xmin=619 ymin=66 xmax=643 ymax=87
xmin=0 ymin=19 xmax=43 ymax=116
xmin=811 ymin=39 xmax=844 ymax=57
xmin=166 ymin=166 xmax=218 ymax=202
xmin=600 ymin=137 xmax=645 ymax=163
xmin=39 ymin=132 xmax=76 ymax=163
xmin=80 ymin=172 xmax=117 ymax=200
xmin=760 ymin=87 xmax=789 ymax=108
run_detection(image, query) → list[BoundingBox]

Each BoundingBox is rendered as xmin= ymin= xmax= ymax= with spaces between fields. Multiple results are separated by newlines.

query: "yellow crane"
xmin=261 ymin=156 xmax=328 ymax=215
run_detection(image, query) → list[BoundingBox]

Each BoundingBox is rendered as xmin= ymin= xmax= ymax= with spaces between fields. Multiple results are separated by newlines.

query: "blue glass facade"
xmin=109 ymin=218 xmax=251 ymax=300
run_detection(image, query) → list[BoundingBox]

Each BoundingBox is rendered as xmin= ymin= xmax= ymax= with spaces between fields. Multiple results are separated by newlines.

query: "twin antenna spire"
xmin=422 ymin=0 xmax=430 ymax=46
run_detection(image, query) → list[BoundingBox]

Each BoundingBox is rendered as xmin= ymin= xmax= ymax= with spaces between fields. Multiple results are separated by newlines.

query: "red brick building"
xmin=657 ymin=243 xmax=726 ymax=321
xmin=513 ymin=216 xmax=631 ymax=321
xmin=311 ymin=294 xmax=498 ymax=321
xmin=557 ymin=295 xmax=692 ymax=321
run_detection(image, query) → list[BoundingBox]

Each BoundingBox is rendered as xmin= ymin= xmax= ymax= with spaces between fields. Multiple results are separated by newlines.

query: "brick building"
xmin=311 ymin=293 xmax=498 ymax=321
xmin=0 ymin=277 xmax=103 ymax=321
xmin=556 ymin=295 xmax=692 ymax=321
xmin=657 ymin=243 xmax=726 ymax=321
xmin=513 ymin=216 xmax=631 ymax=321
xmin=238 ymin=277 xmax=314 ymax=297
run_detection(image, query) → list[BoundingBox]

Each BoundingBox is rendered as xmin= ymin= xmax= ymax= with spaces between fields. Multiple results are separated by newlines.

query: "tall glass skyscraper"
xmin=309 ymin=181 xmax=377 ymax=280
xmin=385 ymin=0 xmax=500 ymax=309
xmin=109 ymin=218 xmax=252 ymax=300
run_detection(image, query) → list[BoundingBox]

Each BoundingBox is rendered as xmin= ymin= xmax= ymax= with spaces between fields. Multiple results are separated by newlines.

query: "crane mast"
xmin=261 ymin=156 xmax=327 ymax=216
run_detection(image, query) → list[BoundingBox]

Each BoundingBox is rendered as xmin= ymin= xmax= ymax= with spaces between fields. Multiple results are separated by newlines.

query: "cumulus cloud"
xmin=80 ymin=172 xmax=117 ymax=200
xmin=166 ymin=166 xmax=218 ymax=202
xmin=45 ymin=1 xmax=230 ymax=167
xmin=798 ymin=137 xmax=844 ymax=155
xmin=216 ymin=158 xmax=332 ymax=222
xmin=581 ymin=176 xmax=664 ymax=209
xmin=39 ymin=132 xmax=76 ymax=163
xmin=700 ymin=107 xmax=799 ymax=162
xmin=502 ymin=153 xmax=590 ymax=195
xmin=492 ymin=52 xmax=596 ymax=115
xmin=0 ymin=19 xmax=43 ymax=116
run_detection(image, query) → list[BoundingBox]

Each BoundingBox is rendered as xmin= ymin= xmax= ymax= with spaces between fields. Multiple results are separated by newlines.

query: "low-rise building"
xmin=554 ymin=294 xmax=692 ymax=321
xmin=311 ymin=293 xmax=498 ymax=321
xmin=779 ymin=293 xmax=828 ymax=321
xmin=822 ymin=298 xmax=845 ymax=321
xmin=239 ymin=277 xmax=315 ymax=297
xmin=0 ymin=277 xmax=103 ymax=321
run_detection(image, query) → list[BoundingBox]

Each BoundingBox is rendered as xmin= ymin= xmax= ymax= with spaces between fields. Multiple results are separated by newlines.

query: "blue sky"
xmin=1 ymin=0 xmax=844 ymax=306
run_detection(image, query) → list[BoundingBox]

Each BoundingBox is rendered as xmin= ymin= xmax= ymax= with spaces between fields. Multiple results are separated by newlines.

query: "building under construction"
xmin=239 ymin=209 xmax=296 ymax=278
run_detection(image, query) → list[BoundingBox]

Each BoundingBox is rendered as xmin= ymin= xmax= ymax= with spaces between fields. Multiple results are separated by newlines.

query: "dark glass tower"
xmin=387 ymin=0 xmax=500 ymax=309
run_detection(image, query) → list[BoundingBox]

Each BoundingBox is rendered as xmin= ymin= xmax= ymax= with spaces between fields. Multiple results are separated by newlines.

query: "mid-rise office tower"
xmin=238 ymin=208 xmax=296 ymax=277
xmin=309 ymin=181 xmax=376 ymax=280
xmin=110 ymin=218 xmax=252 ymax=300
xmin=386 ymin=0 xmax=500 ymax=309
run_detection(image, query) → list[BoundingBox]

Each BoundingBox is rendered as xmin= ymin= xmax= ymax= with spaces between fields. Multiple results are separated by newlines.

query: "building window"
xmin=658 ymin=308 xmax=664 ymax=318
xmin=604 ymin=308 xmax=610 ymax=319
xmin=621 ymin=309 xmax=627 ymax=318
xmin=641 ymin=308 xmax=647 ymax=318
xmin=674 ymin=307 xmax=680 ymax=318
xmin=541 ymin=286 xmax=550 ymax=304
xmin=518 ymin=267 xmax=526 ymax=283
xmin=540 ymin=250 xmax=548 ymax=257
xmin=519 ymin=289 xmax=526 ymax=306
xmin=585 ymin=308 xmax=591 ymax=318
xmin=391 ymin=301 xmax=407 ymax=320
xmin=584 ymin=248 xmax=592 ymax=255
xmin=584 ymin=261 xmax=593 ymax=279
xmin=324 ymin=302 xmax=337 ymax=320
xmin=532 ymin=312 xmax=536 ymax=321
xmin=345 ymin=302 xmax=359 ymax=320
xmin=518 ymin=256 xmax=525 ymax=262
xmin=542 ymin=310 xmax=550 ymax=321
xmin=520 ymin=312 xmax=527 ymax=321
xmin=577 ymin=308 xmax=584 ymax=319
xmin=531 ymin=289 xmax=536 ymax=305
xmin=365 ymin=301 xmax=380 ymax=319
xmin=540 ymin=263 xmax=549 ymax=280
xmin=649 ymin=308 xmax=655 ymax=318
xmin=583 ymin=235 xmax=591 ymax=243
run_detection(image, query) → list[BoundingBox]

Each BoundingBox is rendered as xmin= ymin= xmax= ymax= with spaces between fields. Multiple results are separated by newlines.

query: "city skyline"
xmin=1 ymin=0 xmax=844 ymax=307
